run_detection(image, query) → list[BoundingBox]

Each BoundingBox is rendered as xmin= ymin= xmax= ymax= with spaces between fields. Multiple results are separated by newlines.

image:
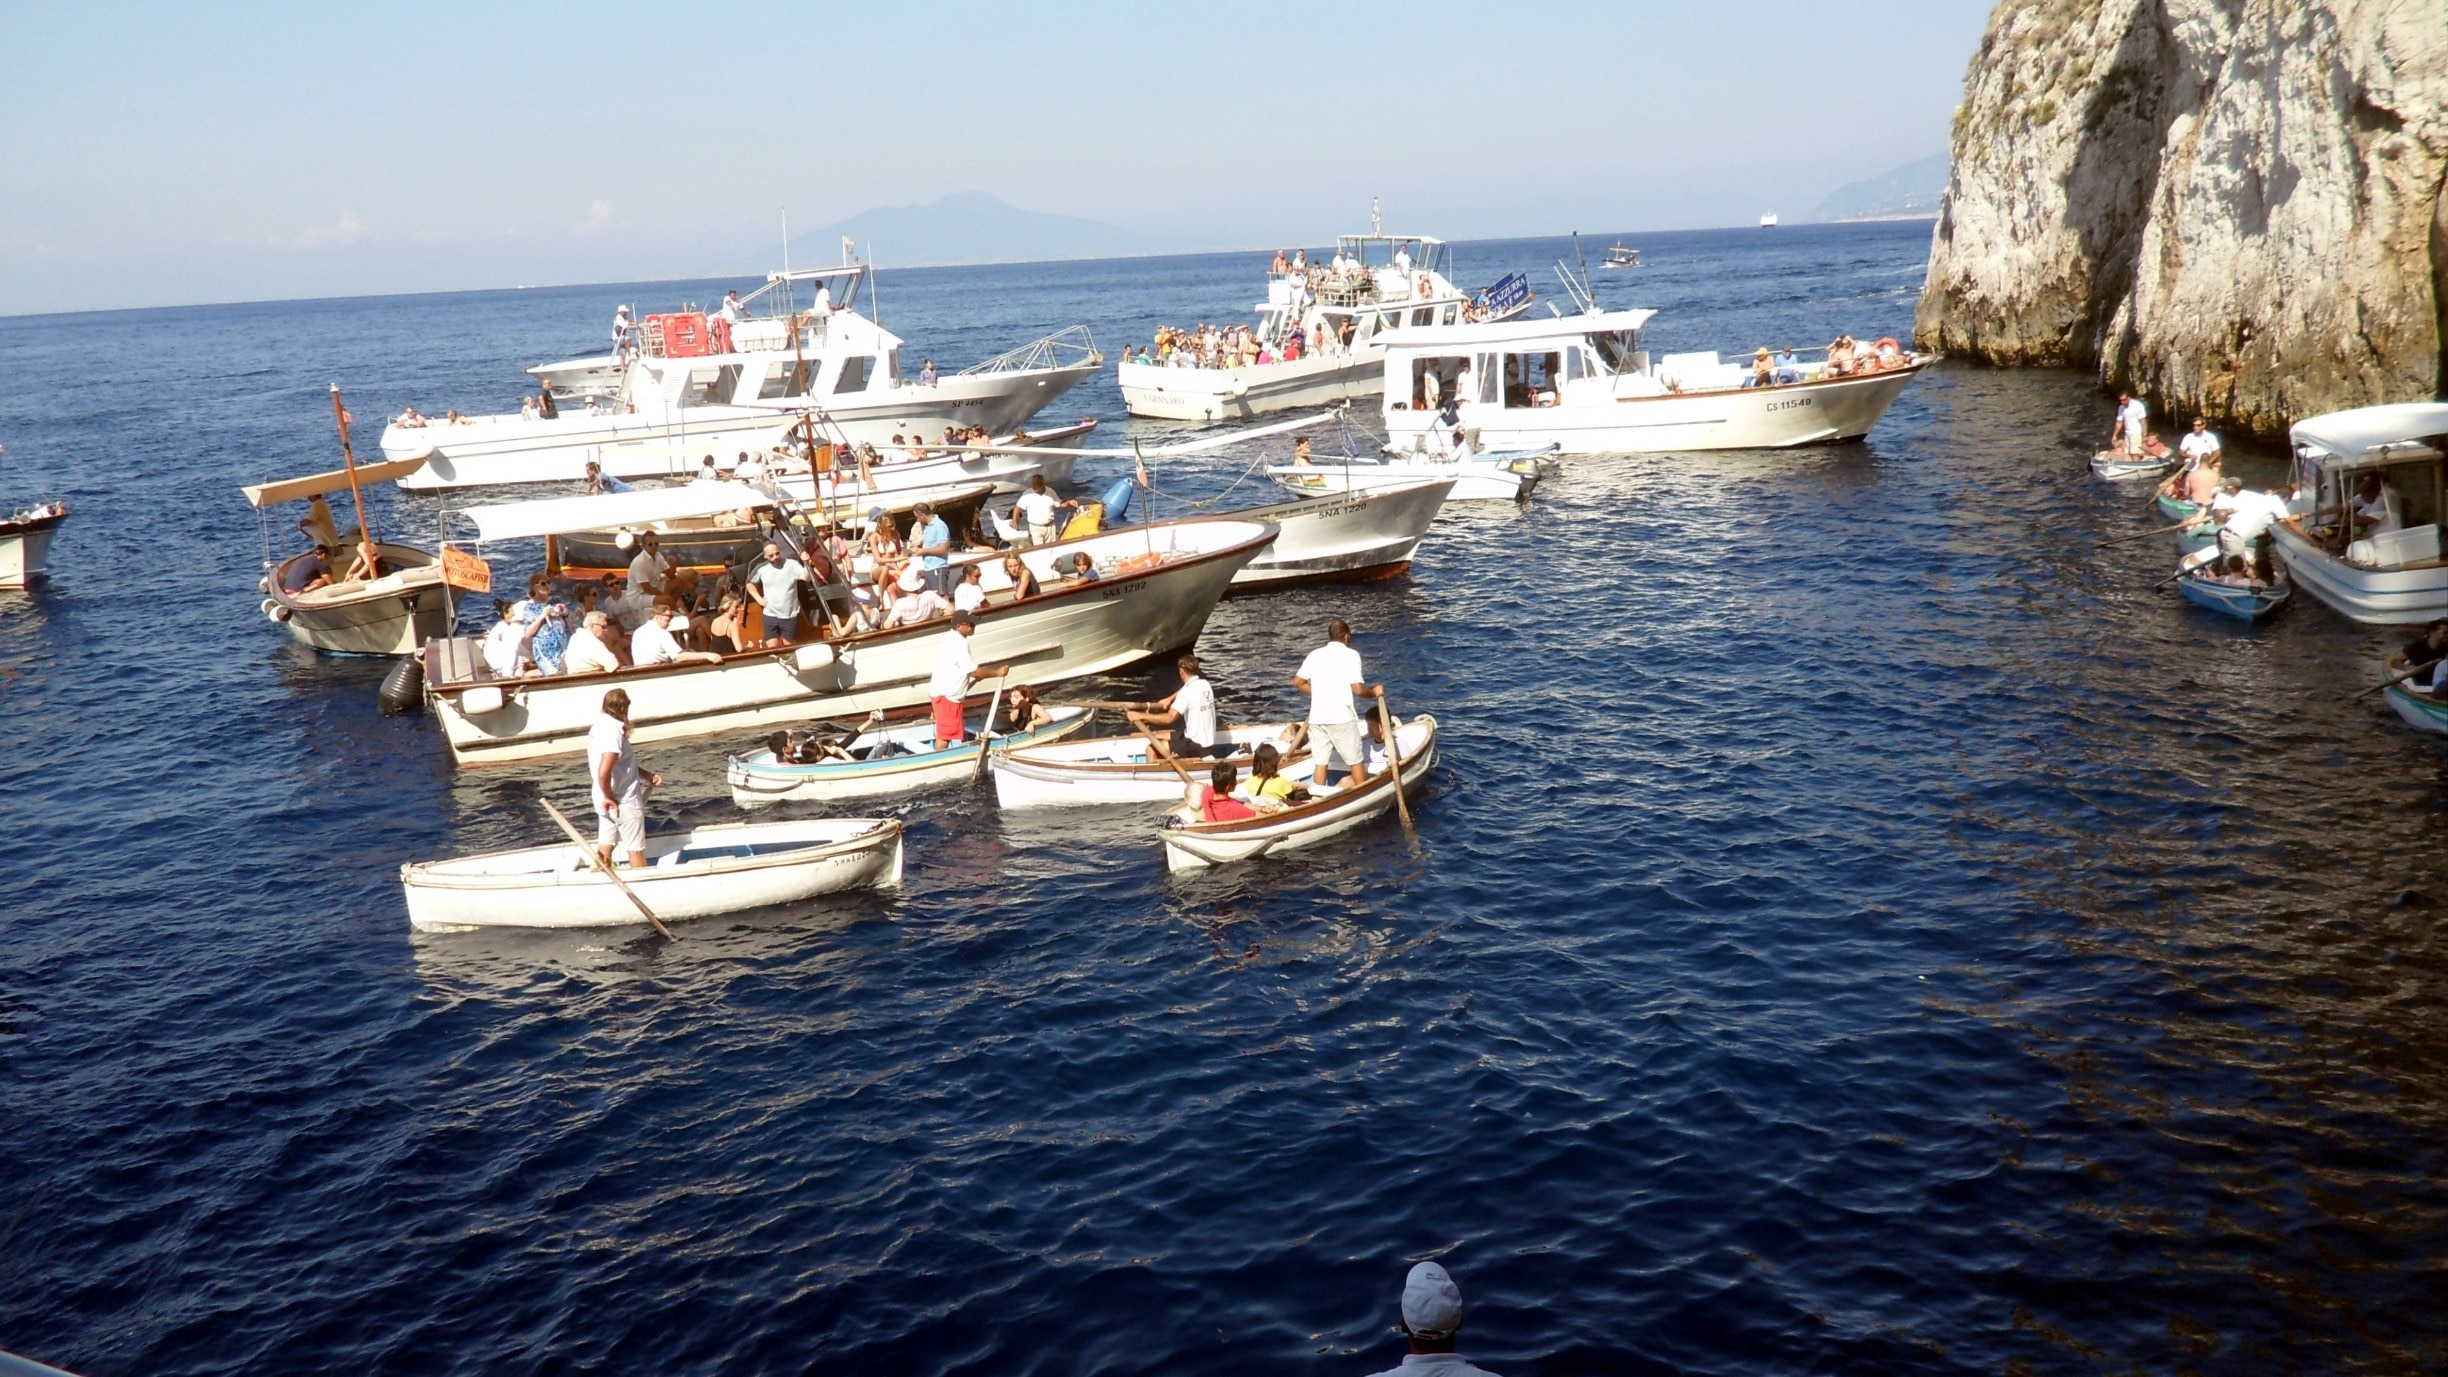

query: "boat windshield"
xmin=1588 ymin=329 xmax=1641 ymax=374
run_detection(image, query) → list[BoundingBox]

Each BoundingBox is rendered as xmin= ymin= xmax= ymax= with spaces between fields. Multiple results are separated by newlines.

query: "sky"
xmin=0 ymin=1 xmax=1996 ymax=316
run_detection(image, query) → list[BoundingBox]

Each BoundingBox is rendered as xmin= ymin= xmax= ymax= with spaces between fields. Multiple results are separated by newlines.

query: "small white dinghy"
xmin=401 ymin=817 xmax=903 ymax=931
xmin=728 ymin=707 xmax=1094 ymax=805
xmin=1158 ymin=714 xmax=1436 ymax=871
xmin=991 ymin=722 xmax=1309 ymax=808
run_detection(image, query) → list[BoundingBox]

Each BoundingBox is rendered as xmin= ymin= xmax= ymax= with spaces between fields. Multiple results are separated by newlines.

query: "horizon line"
xmin=0 ymin=217 xmax=1936 ymax=323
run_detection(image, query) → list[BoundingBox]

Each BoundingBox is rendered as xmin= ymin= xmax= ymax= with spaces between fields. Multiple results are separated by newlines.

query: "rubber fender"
xmin=378 ymin=656 xmax=426 ymax=715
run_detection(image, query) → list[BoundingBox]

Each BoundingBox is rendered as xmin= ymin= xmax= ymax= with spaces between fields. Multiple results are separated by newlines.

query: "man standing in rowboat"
xmin=1293 ymin=618 xmax=1382 ymax=791
xmin=929 ymin=612 xmax=1010 ymax=749
xmin=589 ymin=690 xmax=661 ymax=871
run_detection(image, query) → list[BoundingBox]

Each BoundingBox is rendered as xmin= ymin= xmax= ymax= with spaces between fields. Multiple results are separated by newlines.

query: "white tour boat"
xmin=727 ymin=706 xmax=1095 ymax=806
xmin=1158 ymin=714 xmax=1437 ymax=870
xmin=1374 ymin=305 xmax=1928 ymax=454
xmin=0 ymin=500 xmax=67 ymax=590
xmin=1217 ymin=478 xmax=1457 ymax=588
xmin=1116 ymin=207 xmax=1529 ymax=423
xmin=2269 ymin=402 xmax=2448 ymax=624
xmin=992 ymin=723 xmax=1309 ymax=808
xmin=402 ymin=817 xmax=904 ymax=931
xmin=382 ymin=259 xmax=1102 ymax=490
xmin=420 ymin=516 xmax=1278 ymax=766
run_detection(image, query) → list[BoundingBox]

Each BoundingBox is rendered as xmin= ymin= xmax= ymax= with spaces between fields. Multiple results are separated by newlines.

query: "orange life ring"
xmin=709 ymin=316 xmax=734 ymax=354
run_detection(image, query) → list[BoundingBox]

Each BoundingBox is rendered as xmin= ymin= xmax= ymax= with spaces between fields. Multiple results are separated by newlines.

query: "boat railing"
xmin=955 ymin=325 xmax=1102 ymax=377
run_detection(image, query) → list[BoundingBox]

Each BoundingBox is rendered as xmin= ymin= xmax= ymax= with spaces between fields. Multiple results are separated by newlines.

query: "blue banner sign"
xmin=1481 ymin=271 xmax=1531 ymax=315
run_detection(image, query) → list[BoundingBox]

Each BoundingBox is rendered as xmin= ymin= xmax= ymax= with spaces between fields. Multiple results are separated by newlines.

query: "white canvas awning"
xmin=462 ymin=481 xmax=770 ymax=543
xmin=2292 ymin=402 xmax=2448 ymax=460
xmin=240 ymin=457 xmax=431 ymax=508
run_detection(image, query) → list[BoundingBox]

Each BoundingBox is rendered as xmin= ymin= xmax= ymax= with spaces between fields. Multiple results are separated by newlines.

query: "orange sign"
xmin=439 ymin=544 xmax=493 ymax=593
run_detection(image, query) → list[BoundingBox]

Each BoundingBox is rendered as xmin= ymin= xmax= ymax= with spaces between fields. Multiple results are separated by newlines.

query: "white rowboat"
xmin=1159 ymin=714 xmax=1437 ymax=870
xmin=401 ymin=817 xmax=904 ymax=931
xmin=992 ymin=723 xmax=1308 ymax=808
xmin=1269 ymin=449 xmax=1552 ymax=504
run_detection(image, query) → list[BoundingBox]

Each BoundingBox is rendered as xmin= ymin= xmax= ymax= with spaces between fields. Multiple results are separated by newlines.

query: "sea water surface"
xmin=4 ymin=222 xmax=2446 ymax=1375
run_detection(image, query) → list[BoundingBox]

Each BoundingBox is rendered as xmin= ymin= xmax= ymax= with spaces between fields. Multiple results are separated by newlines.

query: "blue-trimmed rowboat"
xmin=2092 ymin=449 xmax=2173 ymax=481
xmin=2156 ymin=493 xmax=2203 ymax=522
xmin=2384 ymin=678 xmax=2448 ymax=735
xmin=727 ymin=706 xmax=1094 ymax=805
xmin=2177 ymin=570 xmax=2289 ymax=621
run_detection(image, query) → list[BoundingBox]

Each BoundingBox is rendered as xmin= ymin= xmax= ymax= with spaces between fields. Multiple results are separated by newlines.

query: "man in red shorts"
xmin=928 ymin=611 xmax=1009 ymax=749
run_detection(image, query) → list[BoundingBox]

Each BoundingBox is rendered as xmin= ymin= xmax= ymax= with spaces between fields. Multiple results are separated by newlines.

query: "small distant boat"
xmin=728 ymin=707 xmax=1094 ymax=805
xmin=1158 ymin=714 xmax=1436 ymax=871
xmin=0 ymin=500 xmax=67 ymax=589
xmin=2176 ymin=569 xmax=2289 ymax=621
xmin=2383 ymin=676 xmax=2448 ymax=735
xmin=2092 ymin=446 xmax=2173 ymax=480
xmin=1759 ymin=213 xmax=1779 ymax=228
xmin=993 ymin=723 xmax=1310 ymax=808
xmin=401 ymin=817 xmax=904 ymax=931
xmin=1601 ymin=242 xmax=1641 ymax=269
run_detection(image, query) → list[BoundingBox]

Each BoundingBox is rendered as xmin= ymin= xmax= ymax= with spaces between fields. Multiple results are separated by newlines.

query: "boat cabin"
xmin=615 ymin=266 xmax=909 ymax=414
xmin=1376 ymin=309 xmax=1659 ymax=411
xmin=2290 ymin=405 xmax=2448 ymax=568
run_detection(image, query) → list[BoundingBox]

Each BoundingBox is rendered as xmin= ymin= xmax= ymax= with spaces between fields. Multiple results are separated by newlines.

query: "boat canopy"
xmin=2292 ymin=402 xmax=2448 ymax=462
xmin=1375 ymin=307 xmax=1658 ymax=350
xmin=241 ymin=457 xmax=431 ymax=508
xmin=462 ymin=481 xmax=769 ymax=544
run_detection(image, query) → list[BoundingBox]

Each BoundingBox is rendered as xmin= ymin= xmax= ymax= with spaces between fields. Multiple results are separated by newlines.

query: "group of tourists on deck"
xmin=1133 ymin=319 xmax=1349 ymax=371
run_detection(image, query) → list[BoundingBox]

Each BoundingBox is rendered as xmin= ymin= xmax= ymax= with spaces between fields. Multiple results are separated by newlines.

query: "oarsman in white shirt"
xmin=1292 ymin=618 xmax=1383 ymax=790
xmin=588 ymin=689 xmax=661 ymax=871
xmin=929 ymin=612 xmax=1009 ymax=748
xmin=2112 ymin=392 xmax=2148 ymax=457
xmin=2177 ymin=417 xmax=2221 ymax=468
xmin=1009 ymin=473 xmax=1079 ymax=546
xmin=1125 ymin=655 xmax=1223 ymax=761
xmin=630 ymin=602 xmax=722 ymax=667
xmin=626 ymin=530 xmax=675 ymax=601
xmin=1361 ymin=1262 xmax=1506 ymax=1377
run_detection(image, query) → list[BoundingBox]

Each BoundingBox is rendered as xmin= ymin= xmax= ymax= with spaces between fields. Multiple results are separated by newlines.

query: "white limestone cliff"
xmin=1915 ymin=0 xmax=2448 ymax=437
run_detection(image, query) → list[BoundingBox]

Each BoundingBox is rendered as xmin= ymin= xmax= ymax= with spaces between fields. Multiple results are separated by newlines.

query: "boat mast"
xmin=328 ymin=384 xmax=375 ymax=551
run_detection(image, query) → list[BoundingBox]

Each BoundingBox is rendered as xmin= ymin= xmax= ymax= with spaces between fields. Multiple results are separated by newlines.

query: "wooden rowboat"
xmin=2156 ymin=494 xmax=2203 ymax=522
xmin=728 ymin=706 xmax=1094 ymax=805
xmin=2176 ymin=570 xmax=2289 ymax=621
xmin=1158 ymin=715 xmax=1436 ymax=871
xmin=2092 ymin=449 xmax=2173 ymax=480
xmin=401 ymin=817 xmax=903 ymax=931
xmin=992 ymin=722 xmax=1310 ymax=808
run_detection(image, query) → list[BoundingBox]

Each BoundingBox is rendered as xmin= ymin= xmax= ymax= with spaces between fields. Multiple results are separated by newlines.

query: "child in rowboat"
xmin=1198 ymin=762 xmax=1257 ymax=822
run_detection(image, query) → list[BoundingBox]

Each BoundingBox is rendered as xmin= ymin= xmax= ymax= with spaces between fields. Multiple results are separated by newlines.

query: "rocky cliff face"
xmin=1915 ymin=0 xmax=2448 ymax=436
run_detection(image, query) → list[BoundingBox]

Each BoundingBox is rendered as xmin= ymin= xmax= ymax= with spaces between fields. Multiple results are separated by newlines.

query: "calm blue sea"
xmin=4 ymin=222 xmax=2446 ymax=1375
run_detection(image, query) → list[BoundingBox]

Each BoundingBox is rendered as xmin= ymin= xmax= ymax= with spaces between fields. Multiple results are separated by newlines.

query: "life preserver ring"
xmin=709 ymin=316 xmax=734 ymax=354
xmin=1417 ymin=275 xmax=1432 ymax=299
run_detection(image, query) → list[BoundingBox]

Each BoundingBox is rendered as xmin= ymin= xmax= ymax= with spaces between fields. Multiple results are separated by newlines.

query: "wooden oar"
xmin=539 ymin=797 xmax=674 ymax=940
xmin=2094 ymin=521 xmax=2203 ymax=549
xmin=2354 ymin=663 xmax=2437 ymax=701
xmin=1374 ymin=694 xmax=1414 ymax=834
xmin=1061 ymin=699 xmax=1149 ymax=712
xmin=972 ymin=679 xmax=1007 ymax=781
xmin=1134 ymin=721 xmax=1198 ymax=791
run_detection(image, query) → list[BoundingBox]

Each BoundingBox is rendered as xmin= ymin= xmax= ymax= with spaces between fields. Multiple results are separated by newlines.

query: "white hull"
xmin=265 ymin=542 xmax=456 ymax=656
xmin=991 ymin=723 xmax=1306 ymax=808
xmin=1270 ymin=456 xmax=1543 ymax=503
xmin=386 ymin=365 xmax=1098 ymax=491
xmin=1160 ymin=716 xmax=1436 ymax=870
xmin=0 ymin=508 xmax=65 ymax=589
xmin=775 ymin=447 xmax=1080 ymax=505
xmin=1385 ymin=365 xmax=1925 ymax=455
xmin=2271 ymin=522 xmax=2448 ymax=624
xmin=425 ymin=518 xmax=1276 ymax=765
xmin=1118 ymin=353 xmax=1380 ymax=422
xmin=1218 ymin=478 xmax=1456 ymax=587
xmin=727 ymin=707 xmax=1094 ymax=805
xmin=402 ymin=818 xmax=904 ymax=931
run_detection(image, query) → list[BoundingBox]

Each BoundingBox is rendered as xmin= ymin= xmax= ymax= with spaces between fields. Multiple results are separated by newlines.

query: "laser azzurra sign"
xmin=1481 ymin=272 xmax=1531 ymax=315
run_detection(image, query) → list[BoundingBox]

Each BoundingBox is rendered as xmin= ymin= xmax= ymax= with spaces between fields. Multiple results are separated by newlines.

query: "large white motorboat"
xmin=0 ymin=500 xmax=67 ymax=590
xmin=2269 ymin=401 xmax=2448 ymax=624
xmin=419 ymin=516 xmax=1278 ymax=765
xmin=1374 ymin=304 xmax=1928 ymax=455
xmin=382 ymin=259 xmax=1103 ymax=490
xmin=1116 ymin=207 xmax=1530 ymax=424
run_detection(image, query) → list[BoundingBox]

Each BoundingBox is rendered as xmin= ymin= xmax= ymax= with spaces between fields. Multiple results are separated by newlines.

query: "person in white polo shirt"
xmin=1126 ymin=655 xmax=1223 ymax=761
xmin=588 ymin=689 xmax=661 ymax=871
xmin=1293 ymin=618 xmax=1382 ymax=790
xmin=1363 ymin=1261 xmax=1503 ymax=1377
xmin=929 ymin=612 xmax=1009 ymax=749
xmin=1008 ymin=472 xmax=1079 ymax=547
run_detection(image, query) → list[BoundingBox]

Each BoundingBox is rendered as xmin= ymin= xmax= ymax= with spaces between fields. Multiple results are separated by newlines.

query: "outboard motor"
xmin=377 ymin=657 xmax=425 ymax=715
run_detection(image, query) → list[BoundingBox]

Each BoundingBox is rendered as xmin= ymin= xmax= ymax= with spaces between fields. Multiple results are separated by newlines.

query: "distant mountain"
xmin=790 ymin=192 xmax=1189 ymax=268
xmin=1810 ymin=153 xmax=1950 ymax=222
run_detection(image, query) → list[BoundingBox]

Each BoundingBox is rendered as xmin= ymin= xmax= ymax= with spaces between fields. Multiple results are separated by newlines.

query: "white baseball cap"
xmin=1401 ymin=1261 xmax=1463 ymax=1340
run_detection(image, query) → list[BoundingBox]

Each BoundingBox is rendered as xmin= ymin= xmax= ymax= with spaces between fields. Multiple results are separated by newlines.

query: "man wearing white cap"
xmin=1365 ymin=1261 xmax=1503 ymax=1376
